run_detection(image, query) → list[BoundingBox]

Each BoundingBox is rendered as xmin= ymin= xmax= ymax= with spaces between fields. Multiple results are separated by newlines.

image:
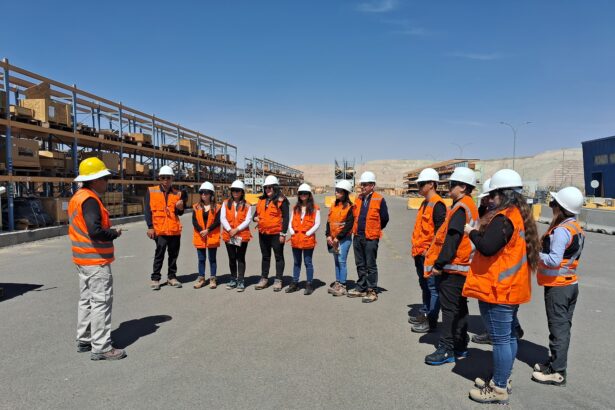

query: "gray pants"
xmin=545 ymin=284 xmax=578 ymax=372
xmin=77 ymin=264 xmax=113 ymax=354
xmin=353 ymin=236 xmax=379 ymax=291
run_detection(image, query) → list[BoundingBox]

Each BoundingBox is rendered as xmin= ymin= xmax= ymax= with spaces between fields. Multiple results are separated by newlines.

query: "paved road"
xmin=0 ymin=195 xmax=612 ymax=409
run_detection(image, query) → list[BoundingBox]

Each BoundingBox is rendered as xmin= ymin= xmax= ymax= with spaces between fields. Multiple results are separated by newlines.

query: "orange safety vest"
xmin=328 ymin=201 xmax=354 ymax=238
xmin=148 ymin=185 xmax=182 ymax=236
xmin=352 ymin=192 xmax=384 ymax=240
xmin=68 ymin=188 xmax=115 ymax=266
xmin=291 ymin=205 xmax=320 ymax=249
xmin=256 ymin=196 xmax=286 ymax=235
xmin=462 ymin=206 xmax=532 ymax=305
xmin=192 ymin=203 xmax=221 ymax=249
xmin=221 ymin=200 xmax=252 ymax=243
xmin=424 ymin=194 xmax=478 ymax=277
xmin=537 ymin=219 xmax=584 ymax=287
xmin=411 ymin=193 xmax=446 ymax=257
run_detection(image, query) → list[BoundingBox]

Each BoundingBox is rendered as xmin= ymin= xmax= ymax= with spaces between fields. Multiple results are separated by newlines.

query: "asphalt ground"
xmin=0 ymin=194 xmax=612 ymax=409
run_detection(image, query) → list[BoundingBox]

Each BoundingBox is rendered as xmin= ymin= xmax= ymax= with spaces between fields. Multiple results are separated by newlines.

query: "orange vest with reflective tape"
xmin=291 ymin=205 xmax=320 ymax=249
xmin=256 ymin=196 xmax=285 ymax=235
xmin=411 ymin=194 xmax=446 ymax=257
xmin=328 ymin=201 xmax=354 ymax=238
xmin=149 ymin=186 xmax=182 ymax=236
xmin=221 ymin=200 xmax=252 ymax=243
xmin=68 ymin=188 xmax=115 ymax=266
xmin=424 ymin=195 xmax=478 ymax=277
xmin=463 ymin=206 xmax=531 ymax=304
xmin=352 ymin=192 xmax=384 ymax=240
xmin=192 ymin=203 xmax=221 ymax=249
xmin=537 ymin=219 xmax=584 ymax=287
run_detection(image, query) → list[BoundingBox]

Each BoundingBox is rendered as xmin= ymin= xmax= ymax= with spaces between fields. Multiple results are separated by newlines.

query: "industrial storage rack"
xmin=244 ymin=157 xmax=303 ymax=196
xmin=0 ymin=59 xmax=237 ymax=231
xmin=403 ymin=159 xmax=479 ymax=197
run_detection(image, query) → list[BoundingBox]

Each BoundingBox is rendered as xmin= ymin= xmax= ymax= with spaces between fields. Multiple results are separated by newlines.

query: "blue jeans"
xmin=292 ymin=248 xmax=314 ymax=282
xmin=197 ymin=248 xmax=217 ymax=278
xmin=414 ymin=255 xmax=440 ymax=321
xmin=479 ymin=301 xmax=519 ymax=389
xmin=333 ymin=237 xmax=352 ymax=284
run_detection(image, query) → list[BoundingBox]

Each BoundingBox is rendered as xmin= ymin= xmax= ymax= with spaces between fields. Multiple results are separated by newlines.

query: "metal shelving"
xmin=243 ymin=156 xmax=304 ymax=196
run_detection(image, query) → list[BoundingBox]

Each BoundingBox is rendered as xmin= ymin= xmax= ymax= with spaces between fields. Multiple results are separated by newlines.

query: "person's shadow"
xmin=111 ymin=315 xmax=172 ymax=349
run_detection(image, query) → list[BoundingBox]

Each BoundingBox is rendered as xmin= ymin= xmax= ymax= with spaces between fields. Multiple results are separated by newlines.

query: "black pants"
xmin=353 ymin=235 xmax=379 ymax=291
xmin=259 ymin=233 xmax=285 ymax=280
xmin=226 ymin=242 xmax=248 ymax=281
xmin=438 ymin=272 xmax=469 ymax=351
xmin=152 ymin=235 xmax=181 ymax=281
xmin=545 ymin=284 xmax=578 ymax=371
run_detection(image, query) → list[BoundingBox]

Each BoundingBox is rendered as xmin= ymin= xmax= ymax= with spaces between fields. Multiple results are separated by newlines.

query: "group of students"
xmin=408 ymin=166 xmax=585 ymax=405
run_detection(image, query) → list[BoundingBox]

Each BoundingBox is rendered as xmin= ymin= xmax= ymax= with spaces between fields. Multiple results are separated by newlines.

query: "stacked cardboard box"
xmin=39 ymin=150 xmax=66 ymax=168
xmin=0 ymin=137 xmax=40 ymax=168
xmin=179 ymin=139 xmax=197 ymax=154
xmin=136 ymin=163 xmax=150 ymax=175
xmin=122 ymin=158 xmax=136 ymax=175
xmin=126 ymin=133 xmax=152 ymax=145
xmin=10 ymin=105 xmax=34 ymax=118
xmin=39 ymin=197 xmax=70 ymax=224
xmin=83 ymin=151 xmax=120 ymax=172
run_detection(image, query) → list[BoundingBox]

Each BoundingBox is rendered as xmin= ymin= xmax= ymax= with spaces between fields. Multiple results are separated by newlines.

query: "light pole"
xmin=500 ymin=121 xmax=531 ymax=170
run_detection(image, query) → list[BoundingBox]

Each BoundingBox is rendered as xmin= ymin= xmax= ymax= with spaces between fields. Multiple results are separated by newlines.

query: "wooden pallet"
xmin=10 ymin=115 xmax=40 ymax=126
xmin=76 ymin=124 xmax=97 ymax=136
xmin=42 ymin=121 xmax=73 ymax=132
xmin=137 ymin=142 xmax=154 ymax=149
xmin=162 ymin=145 xmax=179 ymax=153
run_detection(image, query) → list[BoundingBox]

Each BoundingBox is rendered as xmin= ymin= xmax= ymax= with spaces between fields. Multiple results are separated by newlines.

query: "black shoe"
xmin=77 ymin=341 xmax=92 ymax=353
xmin=471 ymin=332 xmax=492 ymax=345
xmin=425 ymin=346 xmax=455 ymax=366
xmin=304 ymin=282 xmax=314 ymax=295
xmin=285 ymin=282 xmax=299 ymax=293
xmin=516 ymin=325 xmax=524 ymax=339
xmin=408 ymin=313 xmax=427 ymax=325
xmin=411 ymin=321 xmax=436 ymax=333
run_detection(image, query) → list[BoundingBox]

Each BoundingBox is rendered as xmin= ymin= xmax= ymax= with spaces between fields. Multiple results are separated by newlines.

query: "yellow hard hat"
xmin=74 ymin=157 xmax=112 ymax=182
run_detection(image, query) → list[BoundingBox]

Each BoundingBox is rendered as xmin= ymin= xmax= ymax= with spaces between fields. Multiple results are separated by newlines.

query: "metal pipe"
xmin=3 ymin=58 xmax=14 ymax=230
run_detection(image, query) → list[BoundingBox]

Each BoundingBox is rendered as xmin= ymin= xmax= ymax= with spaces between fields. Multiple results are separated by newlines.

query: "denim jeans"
xmin=413 ymin=255 xmax=430 ymax=313
xmin=414 ymin=255 xmax=441 ymax=322
xmin=292 ymin=247 xmax=314 ymax=283
xmin=333 ymin=237 xmax=352 ymax=284
xmin=479 ymin=301 xmax=519 ymax=389
xmin=197 ymin=248 xmax=217 ymax=278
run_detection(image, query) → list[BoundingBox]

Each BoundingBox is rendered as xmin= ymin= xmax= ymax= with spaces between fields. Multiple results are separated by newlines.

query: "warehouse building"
xmin=582 ymin=136 xmax=615 ymax=198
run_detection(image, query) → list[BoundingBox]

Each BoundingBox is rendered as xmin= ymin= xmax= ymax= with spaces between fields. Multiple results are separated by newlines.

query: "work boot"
xmin=469 ymin=379 xmax=509 ymax=404
xmin=332 ymin=283 xmax=347 ymax=297
xmin=532 ymin=366 xmax=566 ymax=386
xmin=471 ymin=332 xmax=492 ymax=345
xmin=475 ymin=377 xmax=512 ymax=394
xmin=304 ymin=282 xmax=314 ymax=296
xmin=91 ymin=348 xmax=127 ymax=361
xmin=408 ymin=313 xmax=427 ymax=325
xmin=226 ymin=279 xmax=238 ymax=290
xmin=347 ymin=288 xmax=367 ymax=298
xmin=255 ymin=277 xmax=269 ymax=290
xmin=193 ymin=276 xmax=206 ymax=289
xmin=209 ymin=277 xmax=217 ymax=289
xmin=328 ymin=281 xmax=340 ymax=294
xmin=425 ymin=346 xmax=455 ymax=366
xmin=411 ymin=320 xmax=436 ymax=334
xmin=77 ymin=341 xmax=91 ymax=353
xmin=150 ymin=280 xmax=161 ymax=291
xmin=273 ymin=279 xmax=283 ymax=292
xmin=236 ymin=281 xmax=245 ymax=292
xmin=533 ymin=362 xmax=550 ymax=372
xmin=285 ymin=282 xmax=299 ymax=293
xmin=362 ymin=289 xmax=378 ymax=303
xmin=167 ymin=278 xmax=182 ymax=288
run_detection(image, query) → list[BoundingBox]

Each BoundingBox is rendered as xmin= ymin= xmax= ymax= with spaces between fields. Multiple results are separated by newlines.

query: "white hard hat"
xmin=550 ymin=186 xmax=584 ymax=215
xmin=335 ymin=180 xmax=353 ymax=193
xmin=263 ymin=175 xmax=279 ymax=186
xmin=199 ymin=181 xmax=215 ymax=192
xmin=360 ymin=171 xmax=376 ymax=184
xmin=158 ymin=165 xmax=174 ymax=177
xmin=478 ymin=178 xmax=492 ymax=199
xmin=298 ymin=183 xmax=312 ymax=193
xmin=416 ymin=168 xmax=439 ymax=183
xmin=488 ymin=169 xmax=522 ymax=192
xmin=231 ymin=180 xmax=245 ymax=190
xmin=449 ymin=167 xmax=476 ymax=187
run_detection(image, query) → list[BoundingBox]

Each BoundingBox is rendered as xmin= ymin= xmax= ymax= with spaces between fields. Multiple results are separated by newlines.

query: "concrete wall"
xmin=538 ymin=205 xmax=615 ymax=235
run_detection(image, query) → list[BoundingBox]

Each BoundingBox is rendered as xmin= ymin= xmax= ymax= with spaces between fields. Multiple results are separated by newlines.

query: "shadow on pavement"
xmin=452 ymin=348 xmax=493 ymax=382
xmin=0 ymin=283 xmax=44 ymax=302
xmin=516 ymin=339 xmax=549 ymax=369
xmin=111 ymin=315 xmax=172 ymax=349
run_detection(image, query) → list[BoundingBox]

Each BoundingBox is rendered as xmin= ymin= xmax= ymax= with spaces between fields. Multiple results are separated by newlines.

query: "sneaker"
xmin=469 ymin=379 xmax=509 ymax=404
xmin=273 ymin=279 xmax=283 ymax=292
xmin=150 ymin=280 xmax=161 ymax=291
xmin=532 ymin=366 xmax=566 ymax=386
xmin=255 ymin=277 xmax=269 ymax=290
xmin=408 ymin=313 xmax=427 ymax=325
xmin=236 ymin=281 xmax=245 ymax=292
xmin=328 ymin=281 xmax=340 ymax=294
xmin=331 ymin=283 xmax=347 ymax=297
xmin=425 ymin=346 xmax=455 ymax=366
xmin=285 ymin=282 xmax=299 ymax=293
xmin=304 ymin=282 xmax=314 ymax=296
xmin=91 ymin=348 xmax=127 ymax=361
xmin=77 ymin=341 xmax=91 ymax=353
xmin=209 ymin=277 xmax=217 ymax=289
xmin=193 ymin=276 xmax=206 ymax=289
xmin=471 ymin=332 xmax=492 ymax=345
xmin=226 ymin=279 xmax=238 ymax=290
xmin=167 ymin=278 xmax=182 ymax=288
xmin=474 ymin=377 xmax=512 ymax=394
xmin=347 ymin=288 xmax=367 ymax=298
xmin=362 ymin=289 xmax=378 ymax=303
xmin=411 ymin=321 xmax=436 ymax=333
xmin=533 ymin=362 xmax=550 ymax=372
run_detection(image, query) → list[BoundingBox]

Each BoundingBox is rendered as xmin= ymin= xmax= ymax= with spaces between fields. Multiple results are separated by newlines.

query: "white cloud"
xmin=447 ymin=52 xmax=504 ymax=61
xmin=356 ymin=0 xmax=399 ymax=13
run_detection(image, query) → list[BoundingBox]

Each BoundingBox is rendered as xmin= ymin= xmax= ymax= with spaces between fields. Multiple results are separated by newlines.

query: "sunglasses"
xmin=231 ymin=188 xmax=243 ymax=193
xmin=160 ymin=176 xmax=172 ymax=180
xmin=299 ymin=192 xmax=310 ymax=195
xmin=199 ymin=191 xmax=213 ymax=195
xmin=449 ymin=181 xmax=462 ymax=189
xmin=264 ymin=186 xmax=274 ymax=190
xmin=417 ymin=181 xmax=428 ymax=188
xmin=360 ymin=183 xmax=372 ymax=187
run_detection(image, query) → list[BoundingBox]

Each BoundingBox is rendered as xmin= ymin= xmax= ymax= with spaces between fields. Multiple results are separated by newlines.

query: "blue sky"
xmin=4 ymin=0 xmax=615 ymax=165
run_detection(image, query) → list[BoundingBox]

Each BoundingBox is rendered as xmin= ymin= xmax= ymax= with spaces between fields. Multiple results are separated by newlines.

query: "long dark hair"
xmin=295 ymin=192 xmax=315 ymax=215
xmin=544 ymin=203 xmax=574 ymax=237
xmin=335 ymin=190 xmax=353 ymax=209
xmin=259 ymin=185 xmax=285 ymax=207
xmin=227 ymin=189 xmax=247 ymax=211
xmin=480 ymin=189 xmax=540 ymax=272
xmin=200 ymin=190 xmax=215 ymax=205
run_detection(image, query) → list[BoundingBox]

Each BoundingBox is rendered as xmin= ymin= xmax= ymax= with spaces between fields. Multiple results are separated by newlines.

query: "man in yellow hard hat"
xmin=69 ymin=157 xmax=125 ymax=361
